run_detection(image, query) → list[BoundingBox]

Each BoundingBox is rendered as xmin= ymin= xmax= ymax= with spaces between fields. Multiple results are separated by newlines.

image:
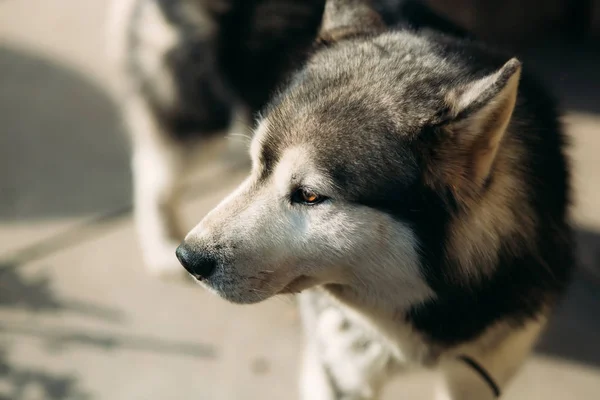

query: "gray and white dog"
xmin=108 ymin=0 xmax=573 ymax=398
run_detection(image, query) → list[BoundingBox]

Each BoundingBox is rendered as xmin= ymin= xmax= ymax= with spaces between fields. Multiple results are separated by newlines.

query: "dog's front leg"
xmin=298 ymin=292 xmax=395 ymax=400
xmin=127 ymin=99 xmax=187 ymax=278
xmin=300 ymin=339 xmax=337 ymax=400
xmin=299 ymin=291 xmax=337 ymax=400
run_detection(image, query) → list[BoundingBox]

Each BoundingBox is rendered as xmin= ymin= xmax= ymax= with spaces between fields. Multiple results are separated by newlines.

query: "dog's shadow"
xmin=535 ymin=228 xmax=600 ymax=367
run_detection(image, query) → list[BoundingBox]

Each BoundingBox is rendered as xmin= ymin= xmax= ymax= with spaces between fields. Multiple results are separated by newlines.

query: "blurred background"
xmin=0 ymin=0 xmax=599 ymax=399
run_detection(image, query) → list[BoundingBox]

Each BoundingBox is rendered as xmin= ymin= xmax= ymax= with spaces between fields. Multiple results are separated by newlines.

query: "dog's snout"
xmin=175 ymin=243 xmax=217 ymax=280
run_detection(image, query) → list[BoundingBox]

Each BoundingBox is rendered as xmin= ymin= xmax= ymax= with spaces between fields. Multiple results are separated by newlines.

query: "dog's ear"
xmin=428 ymin=58 xmax=522 ymax=202
xmin=318 ymin=0 xmax=385 ymax=43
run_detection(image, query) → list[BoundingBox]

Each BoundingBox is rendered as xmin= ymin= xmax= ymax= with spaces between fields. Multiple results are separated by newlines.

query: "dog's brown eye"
xmin=291 ymin=187 xmax=325 ymax=205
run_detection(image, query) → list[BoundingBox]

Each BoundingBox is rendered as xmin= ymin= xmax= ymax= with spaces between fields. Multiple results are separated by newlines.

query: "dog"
xmin=109 ymin=0 xmax=574 ymax=398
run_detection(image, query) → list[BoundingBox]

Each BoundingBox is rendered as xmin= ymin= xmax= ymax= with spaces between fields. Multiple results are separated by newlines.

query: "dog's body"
xmin=108 ymin=1 xmax=573 ymax=398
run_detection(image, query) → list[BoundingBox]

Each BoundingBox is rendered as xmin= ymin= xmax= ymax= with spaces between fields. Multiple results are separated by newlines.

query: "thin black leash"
xmin=457 ymin=355 xmax=501 ymax=398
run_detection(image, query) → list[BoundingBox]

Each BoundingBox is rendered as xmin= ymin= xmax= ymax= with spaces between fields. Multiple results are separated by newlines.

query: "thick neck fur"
xmin=324 ymin=283 xmax=441 ymax=365
xmin=413 ymin=101 xmax=571 ymax=347
xmin=324 ymin=105 xmax=571 ymax=353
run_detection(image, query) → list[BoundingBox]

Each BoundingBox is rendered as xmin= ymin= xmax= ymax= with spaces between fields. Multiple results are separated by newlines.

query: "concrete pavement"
xmin=1 ymin=1 xmax=599 ymax=399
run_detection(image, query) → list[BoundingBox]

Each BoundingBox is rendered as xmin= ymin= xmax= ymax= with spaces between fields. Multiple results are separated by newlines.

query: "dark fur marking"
xmin=216 ymin=0 xmax=326 ymax=112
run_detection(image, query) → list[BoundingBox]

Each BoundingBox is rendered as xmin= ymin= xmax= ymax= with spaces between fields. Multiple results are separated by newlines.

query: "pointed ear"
xmin=430 ymin=58 xmax=522 ymax=200
xmin=318 ymin=0 xmax=385 ymax=43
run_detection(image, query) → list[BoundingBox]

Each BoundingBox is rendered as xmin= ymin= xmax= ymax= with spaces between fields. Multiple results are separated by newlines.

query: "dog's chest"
xmin=299 ymin=289 xmax=436 ymax=369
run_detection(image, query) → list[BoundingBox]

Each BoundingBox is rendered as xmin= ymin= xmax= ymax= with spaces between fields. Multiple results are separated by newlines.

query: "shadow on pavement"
xmin=0 ymin=261 xmax=214 ymax=400
xmin=0 ymin=322 xmax=216 ymax=359
xmin=0 ymin=346 xmax=90 ymax=400
xmin=0 ymin=262 xmax=215 ymax=358
xmin=0 ymin=46 xmax=130 ymax=222
xmin=536 ymin=228 xmax=600 ymax=368
xmin=0 ymin=262 xmax=124 ymax=322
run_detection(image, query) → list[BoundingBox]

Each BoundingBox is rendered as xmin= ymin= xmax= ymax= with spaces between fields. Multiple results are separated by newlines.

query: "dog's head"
xmin=177 ymin=0 xmax=524 ymax=308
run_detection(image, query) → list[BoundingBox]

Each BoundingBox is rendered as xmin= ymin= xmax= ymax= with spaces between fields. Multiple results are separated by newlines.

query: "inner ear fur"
xmin=426 ymin=58 xmax=522 ymax=204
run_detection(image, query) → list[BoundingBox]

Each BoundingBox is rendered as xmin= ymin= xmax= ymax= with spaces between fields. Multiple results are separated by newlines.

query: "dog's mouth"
xmin=278 ymin=275 xmax=317 ymax=294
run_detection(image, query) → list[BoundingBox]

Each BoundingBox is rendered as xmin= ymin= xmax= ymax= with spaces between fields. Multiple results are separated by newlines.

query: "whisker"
xmin=274 ymin=294 xmax=296 ymax=305
xmin=229 ymin=132 xmax=252 ymax=140
xmin=249 ymin=288 xmax=270 ymax=293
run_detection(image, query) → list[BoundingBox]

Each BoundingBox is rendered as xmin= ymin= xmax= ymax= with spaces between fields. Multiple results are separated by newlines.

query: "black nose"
xmin=175 ymin=243 xmax=217 ymax=280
